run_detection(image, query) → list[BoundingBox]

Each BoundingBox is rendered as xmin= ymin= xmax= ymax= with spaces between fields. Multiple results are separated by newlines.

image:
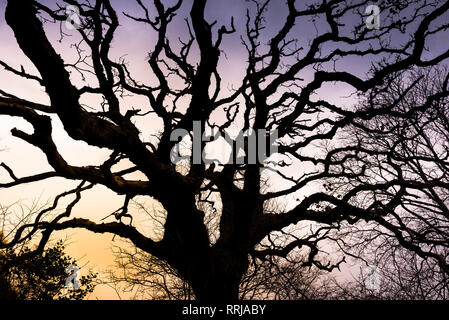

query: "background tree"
xmin=107 ymin=241 xmax=194 ymax=300
xmin=0 ymin=202 xmax=96 ymax=300
xmin=106 ymin=238 xmax=331 ymax=300
xmin=324 ymin=66 xmax=449 ymax=299
xmin=0 ymin=239 xmax=96 ymax=300
xmin=0 ymin=230 xmax=17 ymax=300
xmin=328 ymin=249 xmax=449 ymax=300
xmin=1 ymin=0 xmax=449 ymax=300
xmin=0 ymin=188 xmax=100 ymax=300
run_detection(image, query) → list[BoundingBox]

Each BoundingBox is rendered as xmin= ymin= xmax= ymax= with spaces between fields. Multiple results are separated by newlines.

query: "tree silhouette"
xmin=330 ymin=66 xmax=449 ymax=299
xmin=1 ymin=0 xmax=449 ymax=300
xmin=0 ymin=237 xmax=96 ymax=300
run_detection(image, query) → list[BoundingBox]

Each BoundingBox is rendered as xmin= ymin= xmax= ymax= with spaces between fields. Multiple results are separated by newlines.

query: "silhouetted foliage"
xmin=0 ymin=239 xmax=96 ymax=300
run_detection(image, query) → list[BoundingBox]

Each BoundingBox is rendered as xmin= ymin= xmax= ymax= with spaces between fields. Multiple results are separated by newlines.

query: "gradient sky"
xmin=1 ymin=0 xmax=449 ymax=299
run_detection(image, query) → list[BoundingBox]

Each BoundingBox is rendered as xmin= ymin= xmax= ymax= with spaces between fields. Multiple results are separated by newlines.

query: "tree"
xmin=107 ymin=240 xmax=194 ymax=300
xmin=106 ymin=239 xmax=330 ymax=300
xmin=1 ymin=0 xmax=449 ymax=300
xmin=326 ymin=66 xmax=449 ymax=299
xmin=0 ymin=239 xmax=96 ymax=300
xmin=0 ymin=230 xmax=18 ymax=300
xmin=328 ymin=249 xmax=449 ymax=300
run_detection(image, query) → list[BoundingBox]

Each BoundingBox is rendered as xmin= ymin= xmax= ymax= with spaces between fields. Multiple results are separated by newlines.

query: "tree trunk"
xmin=193 ymin=275 xmax=240 ymax=301
xmin=189 ymin=250 xmax=248 ymax=301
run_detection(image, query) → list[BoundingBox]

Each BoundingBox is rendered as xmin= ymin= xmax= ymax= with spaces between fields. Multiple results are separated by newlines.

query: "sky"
xmin=1 ymin=0 xmax=449 ymax=299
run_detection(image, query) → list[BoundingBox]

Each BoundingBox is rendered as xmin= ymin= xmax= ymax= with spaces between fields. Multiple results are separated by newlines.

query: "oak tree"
xmin=1 ymin=0 xmax=449 ymax=300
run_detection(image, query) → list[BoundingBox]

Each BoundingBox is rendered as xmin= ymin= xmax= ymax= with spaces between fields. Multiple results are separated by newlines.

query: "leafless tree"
xmin=329 ymin=250 xmax=449 ymax=300
xmin=106 ymin=241 xmax=194 ymax=300
xmin=107 ymin=238 xmax=332 ymax=300
xmin=1 ymin=0 xmax=449 ymax=300
xmin=0 ymin=204 xmax=96 ymax=300
xmin=323 ymin=66 xmax=449 ymax=299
